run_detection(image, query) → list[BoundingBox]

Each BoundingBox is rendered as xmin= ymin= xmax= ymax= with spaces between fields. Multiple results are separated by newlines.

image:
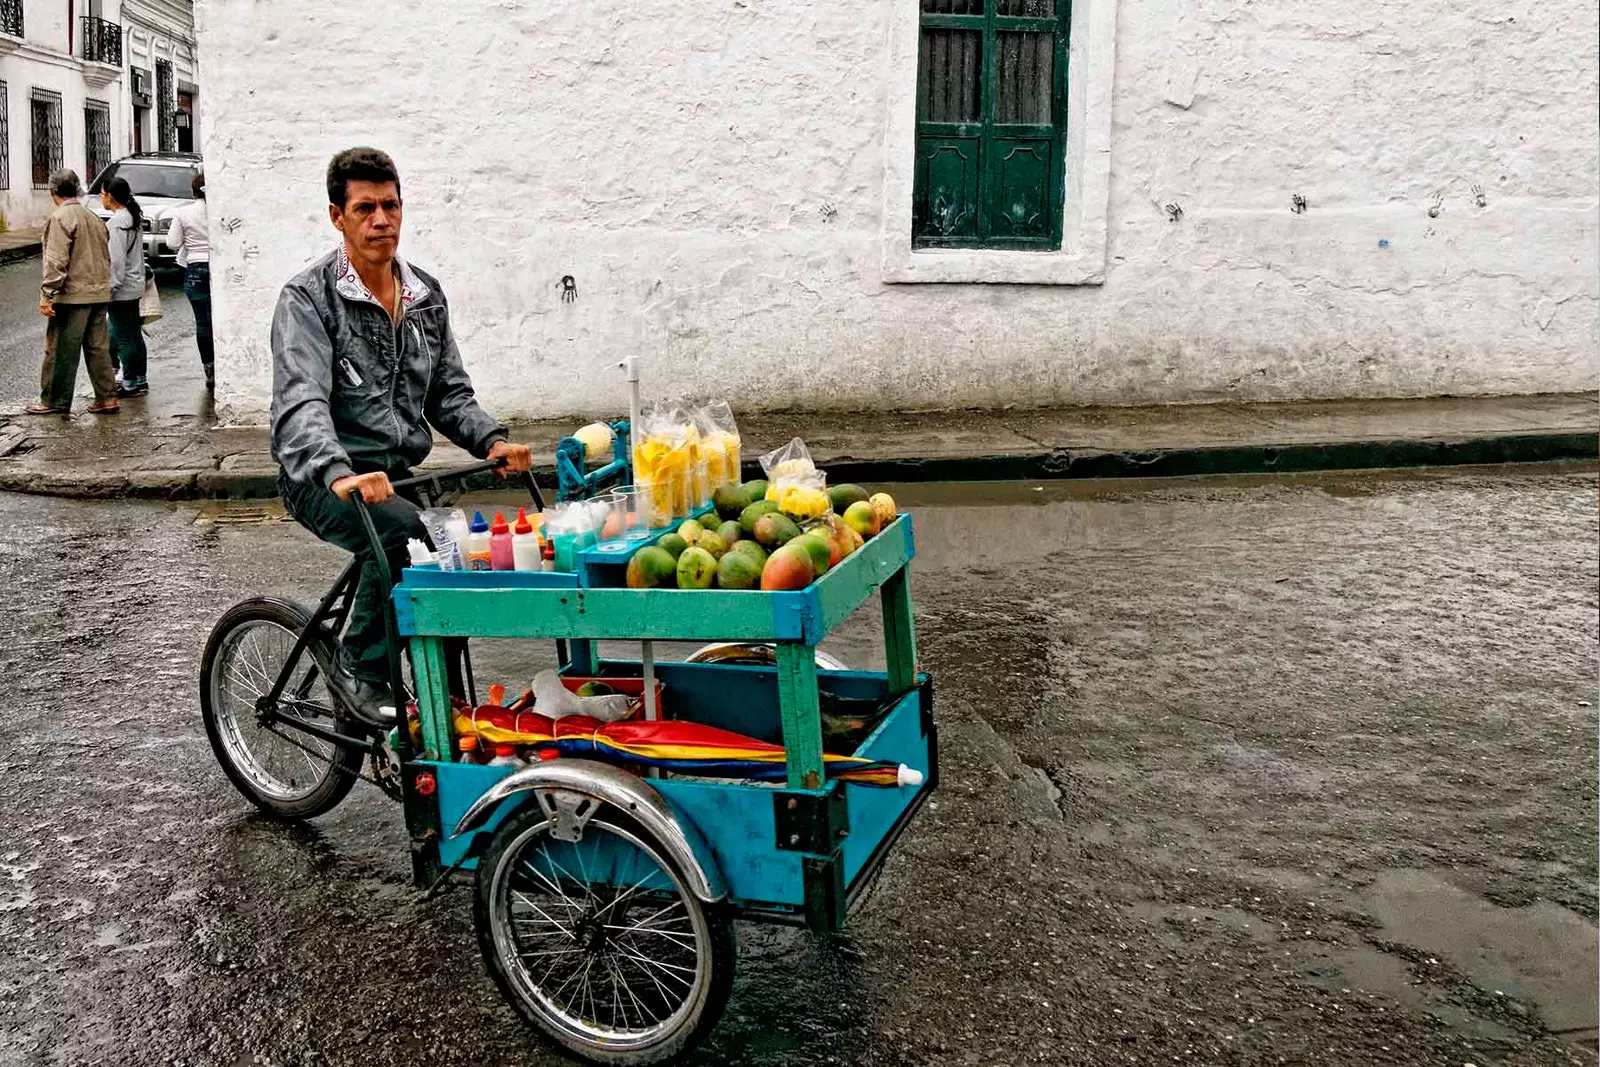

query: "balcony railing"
xmin=0 ymin=0 xmax=22 ymax=39
xmin=80 ymin=16 xmax=122 ymax=65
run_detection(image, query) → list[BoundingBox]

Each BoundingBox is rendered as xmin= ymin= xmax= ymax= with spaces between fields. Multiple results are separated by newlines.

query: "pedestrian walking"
xmin=166 ymin=170 xmax=212 ymax=389
xmin=26 ymin=169 xmax=117 ymax=416
xmin=102 ymin=176 xmax=149 ymax=398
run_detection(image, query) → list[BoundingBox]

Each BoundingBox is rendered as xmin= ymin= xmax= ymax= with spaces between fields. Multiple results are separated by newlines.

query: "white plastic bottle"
xmin=511 ymin=507 xmax=542 ymax=571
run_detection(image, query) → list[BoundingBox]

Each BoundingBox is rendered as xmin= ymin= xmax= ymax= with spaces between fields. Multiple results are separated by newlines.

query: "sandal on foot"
xmin=23 ymin=403 xmax=68 ymax=415
xmin=86 ymin=400 xmax=120 ymax=415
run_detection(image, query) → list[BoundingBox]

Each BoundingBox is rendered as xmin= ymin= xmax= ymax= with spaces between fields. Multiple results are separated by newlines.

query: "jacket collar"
xmin=333 ymin=244 xmax=431 ymax=310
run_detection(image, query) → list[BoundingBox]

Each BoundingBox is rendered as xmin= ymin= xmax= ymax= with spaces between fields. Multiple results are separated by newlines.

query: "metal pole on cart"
xmin=623 ymin=355 xmax=660 ymax=724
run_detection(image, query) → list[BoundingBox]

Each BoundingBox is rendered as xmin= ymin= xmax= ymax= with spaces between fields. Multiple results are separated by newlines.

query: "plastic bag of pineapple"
xmin=758 ymin=438 xmax=831 ymax=521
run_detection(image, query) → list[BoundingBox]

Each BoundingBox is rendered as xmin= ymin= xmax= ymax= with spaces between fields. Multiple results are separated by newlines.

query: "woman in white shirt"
xmin=165 ymin=170 xmax=212 ymax=389
xmin=101 ymin=176 xmax=149 ymax=397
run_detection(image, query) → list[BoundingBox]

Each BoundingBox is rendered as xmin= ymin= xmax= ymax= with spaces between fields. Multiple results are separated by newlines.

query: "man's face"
xmin=331 ymin=180 xmax=402 ymax=266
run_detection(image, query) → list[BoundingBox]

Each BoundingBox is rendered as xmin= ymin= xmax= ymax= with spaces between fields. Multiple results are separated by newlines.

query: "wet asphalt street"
xmin=0 ymin=466 xmax=1594 ymax=1067
xmin=0 ymin=257 xmax=211 ymax=420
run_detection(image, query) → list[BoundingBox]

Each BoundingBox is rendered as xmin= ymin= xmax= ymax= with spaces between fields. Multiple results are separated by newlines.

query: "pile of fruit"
xmin=624 ymin=478 xmax=898 ymax=591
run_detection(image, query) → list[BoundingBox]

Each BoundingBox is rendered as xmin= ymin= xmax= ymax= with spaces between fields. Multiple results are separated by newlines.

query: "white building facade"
xmin=0 ymin=0 xmax=129 ymax=231
xmin=121 ymin=0 xmax=197 ymax=157
xmin=196 ymin=0 xmax=1598 ymax=421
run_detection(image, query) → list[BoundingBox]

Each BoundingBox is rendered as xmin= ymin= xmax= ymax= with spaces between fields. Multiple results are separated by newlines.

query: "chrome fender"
xmin=452 ymin=759 xmax=726 ymax=905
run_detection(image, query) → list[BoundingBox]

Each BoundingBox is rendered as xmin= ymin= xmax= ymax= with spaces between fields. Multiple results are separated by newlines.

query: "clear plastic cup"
xmin=637 ymin=479 xmax=674 ymax=529
xmin=610 ymin=486 xmax=649 ymax=540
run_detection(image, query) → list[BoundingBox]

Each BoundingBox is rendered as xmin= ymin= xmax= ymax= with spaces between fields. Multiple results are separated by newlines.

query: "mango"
xmin=730 ymin=540 xmax=768 ymax=567
xmin=760 ymin=543 xmax=815 ymax=591
xmin=740 ymin=499 xmax=780 ymax=535
xmin=717 ymin=520 xmax=743 ymax=545
xmin=716 ymin=550 xmax=762 ymax=590
xmin=754 ymin=512 xmax=801 ymax=549
xmin=792 ymin=533 xmax=831 ymax=576
xmin=869 ymin=492 xmax=897 ymax=528
xmin=712 ymin=484 xmax=750 ymax=521
xmin=696 ymin=530 xmax=728 ymax=560
xmin=740 ymin=479 xmax=769 ymax=503
xmin=676 ymin=546 xmax=718 ymax=589
xmin=677 ymin=519 xmax=704 ymax=545
xmin=843 ymin=500 xmax=880 ymax=539
xmin=658 ymin=533 xmax=689 ymax=559
xmin=828 ymin=484 xmax=870 ymax=513
xmin=626 ymin=546 xmax=678 ymax=588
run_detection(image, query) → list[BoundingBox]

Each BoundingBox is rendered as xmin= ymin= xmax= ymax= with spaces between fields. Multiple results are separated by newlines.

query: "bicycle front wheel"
xmin=199 ymin=597 xmax=362 ymax=819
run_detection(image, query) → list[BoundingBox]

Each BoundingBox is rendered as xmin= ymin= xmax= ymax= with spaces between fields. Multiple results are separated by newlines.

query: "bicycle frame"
xmin=254 ymin=460 xmax=545 ymax=767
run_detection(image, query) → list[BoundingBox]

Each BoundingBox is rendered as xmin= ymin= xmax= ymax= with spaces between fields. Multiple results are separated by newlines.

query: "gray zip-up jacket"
xmin=270 ymin=248 xmax=506 ymax=488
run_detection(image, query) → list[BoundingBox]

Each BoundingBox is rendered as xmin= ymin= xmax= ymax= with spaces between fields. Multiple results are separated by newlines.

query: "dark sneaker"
xmin=326 ymin=660 xmax=397 ymax=729
xmin=116 ymin=380 xmax=149 ymax=398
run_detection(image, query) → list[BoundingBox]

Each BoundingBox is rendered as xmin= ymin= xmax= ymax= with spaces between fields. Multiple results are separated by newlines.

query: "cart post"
xmin=881 ymin=566 xmax=918 ymax=693
xmin=409 ymin=635 xmax=453 ymax=759
xmin=775 ymin=642 xmax=826 ymax=789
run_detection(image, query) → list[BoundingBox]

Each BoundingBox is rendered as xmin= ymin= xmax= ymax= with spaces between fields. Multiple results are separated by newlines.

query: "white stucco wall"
xmin=196 ymin=0 xmax=1599 ymax=421
xmin=0 ymin=0 xmax=128 ymax=231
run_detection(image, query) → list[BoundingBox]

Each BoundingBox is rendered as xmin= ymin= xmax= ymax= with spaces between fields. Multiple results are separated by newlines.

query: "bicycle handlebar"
xmin=389 ymin=459 xmax=507 ymax=492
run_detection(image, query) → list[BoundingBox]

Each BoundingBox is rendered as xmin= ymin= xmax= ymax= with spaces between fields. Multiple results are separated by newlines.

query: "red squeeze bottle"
xmin=489 ymin=512 xmax=515 ymax=571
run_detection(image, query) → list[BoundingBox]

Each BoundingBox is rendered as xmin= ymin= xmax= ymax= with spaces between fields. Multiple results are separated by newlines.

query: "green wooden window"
xmin=913 ymin=0 xmax=1070 ymax=250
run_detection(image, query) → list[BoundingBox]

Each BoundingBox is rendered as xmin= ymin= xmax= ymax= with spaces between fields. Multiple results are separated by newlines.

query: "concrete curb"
xmin=0 ymin=428 xmax=1590 ymax=502
xmin=0 ymin=241 xmax=42 ymax=267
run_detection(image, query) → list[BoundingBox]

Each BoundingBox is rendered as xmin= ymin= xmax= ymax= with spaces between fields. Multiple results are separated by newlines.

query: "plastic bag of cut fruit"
xmin=670 ymin=403 xmax=710 ymax=512
xmin=632 ymin=403 xmax=680 ymax=529
xmin=693 ymin=401 xmax=742 ymax=492
xmin=759 ymin=438 xmax=830 ymax=521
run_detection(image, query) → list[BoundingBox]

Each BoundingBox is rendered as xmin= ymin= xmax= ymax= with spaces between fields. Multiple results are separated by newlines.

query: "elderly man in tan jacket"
xmin=26 ymin=168 xmax=117 ymax=415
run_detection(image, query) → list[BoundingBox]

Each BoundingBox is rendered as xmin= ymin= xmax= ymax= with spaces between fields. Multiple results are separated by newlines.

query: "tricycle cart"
xmin=199 ymin=448 xmax=936 ymax=1065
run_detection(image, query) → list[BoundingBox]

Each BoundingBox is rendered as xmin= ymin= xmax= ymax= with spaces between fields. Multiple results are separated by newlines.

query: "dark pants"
xmin=40 ymin=302 xmax=115 ymax=409
xmin=184 ymin=263 xmax=213 ymax=375
xmin=108 ymin=299 xmax=147 ymax=383
xmin=280 ymin=469 xmax=426 ymax=685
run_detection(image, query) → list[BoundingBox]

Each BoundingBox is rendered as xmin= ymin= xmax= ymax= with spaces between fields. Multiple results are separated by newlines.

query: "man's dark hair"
xmin=191 ymin=169 xmax=205 ymax=199
xmin=326 ymin=147 xmax=400 ymax=209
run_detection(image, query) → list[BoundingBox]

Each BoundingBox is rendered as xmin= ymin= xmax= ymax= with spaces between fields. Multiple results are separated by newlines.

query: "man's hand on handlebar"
xmin=487 ymin=439 xmax=534 ymax=476
xmin=331 ymin=471 xmax=395 ymax=504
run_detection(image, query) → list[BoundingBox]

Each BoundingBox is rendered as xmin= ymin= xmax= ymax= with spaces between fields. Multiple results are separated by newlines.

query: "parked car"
xmin=84 ymin=152 xmax=202 ymax=271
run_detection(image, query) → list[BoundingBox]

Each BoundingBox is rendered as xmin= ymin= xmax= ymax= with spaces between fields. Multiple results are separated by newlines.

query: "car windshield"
xmin=89 ymin=162 xmax=196 ymax=200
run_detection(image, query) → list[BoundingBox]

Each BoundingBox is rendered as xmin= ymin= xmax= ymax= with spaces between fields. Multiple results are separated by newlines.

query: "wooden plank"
xmin=814 ymin=515 xmax=917 ymax=638
xmin=397 ymin=585 xmax=811 ymax=641
xmin=775 ymin=643 xmax=825 ymax=790
xmin=408 ymin=637 xmax=454 ymax=760
xmin=881 ymin=564 xmax=919 ymax=694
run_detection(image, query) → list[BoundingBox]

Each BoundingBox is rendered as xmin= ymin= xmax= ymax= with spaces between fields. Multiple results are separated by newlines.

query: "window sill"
xmin=883 ymin=245 xmax=1106 ymax=286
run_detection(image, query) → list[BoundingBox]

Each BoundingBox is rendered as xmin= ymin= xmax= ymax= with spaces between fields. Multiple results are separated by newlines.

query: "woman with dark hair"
xmin=102 ymin=176 xmax=149 ymax=397
xmin=166 ymin=169 xmax=212 ymax=389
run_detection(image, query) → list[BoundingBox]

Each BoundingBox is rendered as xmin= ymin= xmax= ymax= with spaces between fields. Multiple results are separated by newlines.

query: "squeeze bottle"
xmin=463 ymin=511 xmax=493 ymax=571
xmin=489 ymin=511 xmax=515 ymax=571
xmin=511 ymin=508 xmax=542 ymax=571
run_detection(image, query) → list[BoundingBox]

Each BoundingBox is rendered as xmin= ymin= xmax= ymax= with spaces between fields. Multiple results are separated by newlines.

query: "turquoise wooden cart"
xmin=199 ymin=445 xmax=935 ymax=1065
xmin=396 ymin=502 xmax=934 ymax=1062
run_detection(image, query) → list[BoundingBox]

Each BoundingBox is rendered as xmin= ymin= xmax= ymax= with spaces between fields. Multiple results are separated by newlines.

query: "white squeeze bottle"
xmin=463 ymin=510 xmax=493 ymax=571
xmin=511 ymin=507 xmax=542 ymax=571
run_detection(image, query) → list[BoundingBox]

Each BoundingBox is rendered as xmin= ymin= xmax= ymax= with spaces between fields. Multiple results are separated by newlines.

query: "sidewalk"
xmin=0 ymin=227 xmax=44 ymax=266
xmin=0 ymin=392 xmax=1592 ymax=501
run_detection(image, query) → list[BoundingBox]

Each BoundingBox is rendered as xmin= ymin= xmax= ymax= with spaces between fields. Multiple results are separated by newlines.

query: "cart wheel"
xmin=475 ymin=798 xmax=734 ymax=1065
xmin=199 ymin=597 xmax=362 ymax=820
xmin=687 ymin=641 xmax=847 ymax=671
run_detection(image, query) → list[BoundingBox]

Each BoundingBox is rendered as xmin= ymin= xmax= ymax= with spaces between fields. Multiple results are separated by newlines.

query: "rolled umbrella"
xmin=451 ymin=705 xmax=922 ymax=787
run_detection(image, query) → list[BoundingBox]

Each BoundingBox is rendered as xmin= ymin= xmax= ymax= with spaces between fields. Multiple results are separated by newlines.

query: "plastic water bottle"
xmin=488 ymin=744 xmax=523 ymax=768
